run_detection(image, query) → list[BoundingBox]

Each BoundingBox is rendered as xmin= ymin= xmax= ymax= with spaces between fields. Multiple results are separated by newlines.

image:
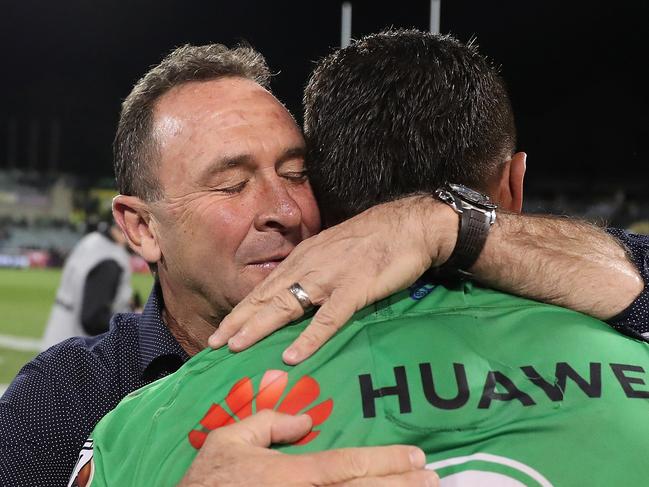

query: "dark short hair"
xmin=114 ymin=43 xmax=271 ymax=200
xmin=303 ymin=29 xmax=516 ymax=225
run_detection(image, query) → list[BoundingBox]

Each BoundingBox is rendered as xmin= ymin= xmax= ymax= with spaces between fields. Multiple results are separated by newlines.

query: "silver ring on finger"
xmin=288 ymin=282 xmax=314 ymax=311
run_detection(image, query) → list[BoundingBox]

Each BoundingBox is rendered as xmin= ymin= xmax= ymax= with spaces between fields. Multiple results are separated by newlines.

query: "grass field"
xmin=0 ymin=268 xmax=153 ymax=389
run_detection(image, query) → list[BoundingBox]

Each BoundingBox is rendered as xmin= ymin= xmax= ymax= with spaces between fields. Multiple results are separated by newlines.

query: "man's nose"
xmin=253 ymin=178 xmax=303 ymax=233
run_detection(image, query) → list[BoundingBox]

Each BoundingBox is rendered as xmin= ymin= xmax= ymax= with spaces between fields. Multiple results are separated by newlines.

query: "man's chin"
xmin=247 ymin=261 xmax=282 ymax=272
xmin=236 ymin=262 xmax=283 ymax=300
xmin=240 ymin=263 xmax=280 ymax=289
xmin=243 ymin=261 xmax=284 ymax=282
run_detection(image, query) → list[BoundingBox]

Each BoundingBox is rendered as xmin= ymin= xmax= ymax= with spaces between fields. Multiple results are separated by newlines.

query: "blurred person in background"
xmin=40 ymin=216 xmax=133 ymax=350
xmin=0 ymin=42 xmax=647 ymax=487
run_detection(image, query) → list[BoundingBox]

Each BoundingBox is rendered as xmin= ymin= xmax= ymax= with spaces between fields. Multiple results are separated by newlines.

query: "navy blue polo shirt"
xmin=606 ymin=228 xmax=649 ymax=337
xmin=0 ymin=284 xmax=188 ymax=487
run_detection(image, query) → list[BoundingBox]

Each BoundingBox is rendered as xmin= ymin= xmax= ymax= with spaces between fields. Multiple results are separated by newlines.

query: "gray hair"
xmin=113 ymin=43 xmax=271 ymax=200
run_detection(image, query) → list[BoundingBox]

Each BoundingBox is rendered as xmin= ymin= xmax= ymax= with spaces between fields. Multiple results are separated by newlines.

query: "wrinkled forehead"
xmin=149 ymin=77 xmax=305 ymax=195
xmin=152 ymin=77 xmax=299 ymax=144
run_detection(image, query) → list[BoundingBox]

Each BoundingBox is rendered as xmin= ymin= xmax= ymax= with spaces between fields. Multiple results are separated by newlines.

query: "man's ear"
xmin=494 ymin=152 xmax=527 ymax=213
xmin=112 ymin=195 xmax=162 ymax=264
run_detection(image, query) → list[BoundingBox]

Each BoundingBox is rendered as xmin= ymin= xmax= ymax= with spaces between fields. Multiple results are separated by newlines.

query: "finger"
xmin=209 ymin=272 xmax=305 ymax=349
xmin=228 ymin=277 xmax=330 ymax=351
xmin=206 ymin=410 xmax=313 ymax=448
xmin=305 ymin=445 xmax=426 ymax=484
xmin=226 ymin=289 xmax=308 ymax=351
xmin=335 ymin=469 xmax=439 ymax=487
xmin=282 ymin=289 xmax=360 ymax=364
xmin=208 ymin=290 xmax=275 ymax=349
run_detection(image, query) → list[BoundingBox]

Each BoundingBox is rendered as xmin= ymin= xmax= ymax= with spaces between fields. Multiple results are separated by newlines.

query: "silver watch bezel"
xmin=435 ymin=185 xmax=497 ymax=225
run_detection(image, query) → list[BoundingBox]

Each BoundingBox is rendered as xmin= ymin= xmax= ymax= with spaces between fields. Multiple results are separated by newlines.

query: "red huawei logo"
xmin=188 ymin=370 xmax=333 ymax=449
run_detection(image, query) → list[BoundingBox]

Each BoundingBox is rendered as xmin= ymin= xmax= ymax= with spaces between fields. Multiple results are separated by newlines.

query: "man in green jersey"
xmin=87 ymin=283 xmax=649 ymax=486
xmin=80 ymin=30 xmax=649 ymax=486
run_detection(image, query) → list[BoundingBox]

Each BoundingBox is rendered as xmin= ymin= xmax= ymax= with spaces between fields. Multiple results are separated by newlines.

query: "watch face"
xmin=448 ymin=183 xmax=495 ymax=208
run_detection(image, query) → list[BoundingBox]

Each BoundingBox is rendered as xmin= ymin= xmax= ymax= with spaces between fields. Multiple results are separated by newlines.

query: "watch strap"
xmin=435 ymin=207 xmax=493 ymax=279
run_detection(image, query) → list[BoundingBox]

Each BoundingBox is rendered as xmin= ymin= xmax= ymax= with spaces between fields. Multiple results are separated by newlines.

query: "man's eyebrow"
xmin=198 ymin=146 xmax=306 ymax=181
xmin=198 ymin=154 xmax=251 ymax=181
xmin=277 ymin=146 xmax=306 ymax=166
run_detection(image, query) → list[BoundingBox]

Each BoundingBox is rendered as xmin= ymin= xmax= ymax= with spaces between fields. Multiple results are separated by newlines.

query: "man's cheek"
xmin=296 ymin=197 xmax=322 ymax=234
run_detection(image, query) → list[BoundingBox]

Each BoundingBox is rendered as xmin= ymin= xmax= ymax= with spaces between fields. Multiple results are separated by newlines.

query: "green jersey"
xmin=78 ymin=282 xmax=649 ymax=486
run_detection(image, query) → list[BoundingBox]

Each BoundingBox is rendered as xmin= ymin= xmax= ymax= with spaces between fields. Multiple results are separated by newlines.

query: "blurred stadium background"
xmin=1 ymin=0 xmax=647 ymax=392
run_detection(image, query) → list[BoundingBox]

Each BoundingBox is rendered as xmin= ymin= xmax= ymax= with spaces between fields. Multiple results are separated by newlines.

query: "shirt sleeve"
xmin=81 ymin=260 xmax=123 ymax=336
xmin=0 ymin=359 xmax=81 ymax=486
xmin=605 ymin=228 xmax=649 ymax=338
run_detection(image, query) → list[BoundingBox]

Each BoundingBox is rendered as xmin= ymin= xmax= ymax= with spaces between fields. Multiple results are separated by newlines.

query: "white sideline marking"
xmin=0 ymin=333 xmax=42 ymax=352
xmin=0 ymin=384 xmax=8 ymax=396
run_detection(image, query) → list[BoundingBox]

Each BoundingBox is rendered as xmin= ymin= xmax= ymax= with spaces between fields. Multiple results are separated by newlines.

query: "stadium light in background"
xmin=341 ymin=2 xmax=352 ymax=48
xmin=430 ymin=0 xmax=441 ymax=33
xmin=340 ymin=2 xmax=440 ymax=45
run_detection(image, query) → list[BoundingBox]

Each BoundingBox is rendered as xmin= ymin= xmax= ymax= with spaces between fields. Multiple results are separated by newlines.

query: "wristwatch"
xmin=433 ymin=183 xmax=497 ymax=279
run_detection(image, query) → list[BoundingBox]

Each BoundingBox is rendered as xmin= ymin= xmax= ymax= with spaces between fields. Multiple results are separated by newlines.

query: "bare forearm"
xmin=470 ymin=212 xmax=643 ymax=319
xmin=214 ymin=195 xmax=645 ymax=362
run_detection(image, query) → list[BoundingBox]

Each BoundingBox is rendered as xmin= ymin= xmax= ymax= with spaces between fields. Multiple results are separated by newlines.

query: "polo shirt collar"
xmin=137 ymin=282 xmax=189 ymax=376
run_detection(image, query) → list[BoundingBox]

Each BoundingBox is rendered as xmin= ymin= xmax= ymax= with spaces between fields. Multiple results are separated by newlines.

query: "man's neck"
xmin=161 ymin=308 xmax=211 ymax=356
xmin=159 ymin=283 xmax=226 ymax=357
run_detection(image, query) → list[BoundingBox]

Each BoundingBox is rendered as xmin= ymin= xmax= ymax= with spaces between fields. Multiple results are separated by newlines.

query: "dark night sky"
xmin=1 ymin=0 xmax=647 ymax=194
